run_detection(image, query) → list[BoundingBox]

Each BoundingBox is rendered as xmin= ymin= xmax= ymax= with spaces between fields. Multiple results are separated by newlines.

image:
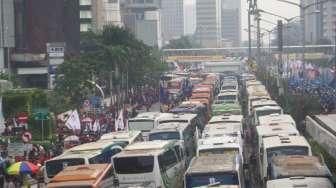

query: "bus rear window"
xmin=46 ymin=158 xmax=85 ymax=178
xmin=114 ymin=156 xmax=154 ymax=174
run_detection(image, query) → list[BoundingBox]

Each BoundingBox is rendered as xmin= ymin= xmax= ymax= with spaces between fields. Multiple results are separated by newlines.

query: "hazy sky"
xmin=184 ymin=0 xmax=300 ymax=41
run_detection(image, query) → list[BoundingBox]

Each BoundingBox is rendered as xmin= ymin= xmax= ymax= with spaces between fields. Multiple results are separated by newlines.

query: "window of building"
xmin=108 ymin=0 xmax=118 ymax=3
xmin=146 ymin=0 xmax=154 ymax=3
xmin=80 ymin=0 xmax=92 ymax=5
xmin=80 ymin=23 xmax=92 ymax=32
xmin=80 ymin=10 xmax=92 ymax=19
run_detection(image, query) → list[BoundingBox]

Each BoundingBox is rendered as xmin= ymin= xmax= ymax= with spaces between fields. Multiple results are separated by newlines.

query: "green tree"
xmin=164 ymin=36 xmax=201 ymax=49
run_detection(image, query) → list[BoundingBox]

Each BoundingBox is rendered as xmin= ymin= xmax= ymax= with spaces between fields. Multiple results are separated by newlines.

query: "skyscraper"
xmin=221 ymin=0 xmax=241 ymax=47
xmin=184 ymin=1 xmax=196 ymax=35
xmin=322 ymin=1 xmax=336 ymax=44
xmin=196 ymin=0 xmax=222 ymax=47
xmin=161 ymin=0 xmax=184 ymax=45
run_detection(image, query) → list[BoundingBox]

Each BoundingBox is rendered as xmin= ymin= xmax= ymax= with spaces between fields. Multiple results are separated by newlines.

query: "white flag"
xmin=65 ymin=110 xmax=81 ymax=130
xmin=115 ymin=110 xmax=124 ymax=131
xmin=92 ymin=119 xmax=100 ymax=132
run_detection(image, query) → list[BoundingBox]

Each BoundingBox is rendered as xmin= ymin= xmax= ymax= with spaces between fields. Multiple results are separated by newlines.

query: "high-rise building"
xmin=120 ymin=0 xmax=162 ymax=48
xmin=321 ymin=1 xmax=336 ymax=44
xmin=196 ymin=0 xmax=222 ymax=47
xmin=184 ymin=1 xmax=196 ymax=35
xmin=12 ymin=0 xmax=80 ymax=88
xmin=161 ymin=0 xmax=184 ymax=45
xmin=221 ymin=0 xmax=241 ymax=47
xmin=0 ymin=0 xmax=15 ymax=71
xmin=79 ymin=0 xmax=122 ymax=32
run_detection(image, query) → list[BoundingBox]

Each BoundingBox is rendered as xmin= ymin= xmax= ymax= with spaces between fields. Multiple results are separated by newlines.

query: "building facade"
xmin=321 ymin=1 xmax=336 ymax=44
xmin=13 ymin=0 xmax=80 ymax=88
xmin=0 ymin=0 xmax=15 ymax=72
xmin=161 ymin=0 xmax=184 ymax=45
xmin=184 ymin=1 xmax=196 ymax=35
xmin=196 ymin=0 xmax=222 ymax=48
xmin=121 ymin=0 xmax=162 ymax=48
xmin=221 ymin=0 xmax=241 ymax=47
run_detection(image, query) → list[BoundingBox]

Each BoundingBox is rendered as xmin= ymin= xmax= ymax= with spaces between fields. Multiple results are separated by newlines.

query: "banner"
xmin=65 ymin=110 xmax=81 ymax=130
xmin=115 ymin=110 xmax=124 ymax=131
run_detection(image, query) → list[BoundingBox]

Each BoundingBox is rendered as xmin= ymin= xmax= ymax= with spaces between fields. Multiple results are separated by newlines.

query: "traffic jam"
xmin=45 ymin=59 xmax=335 ymax=188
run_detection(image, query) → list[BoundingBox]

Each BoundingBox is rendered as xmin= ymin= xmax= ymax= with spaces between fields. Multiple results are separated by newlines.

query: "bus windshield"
xmin=149 ymin=132 xmax=180 ymax=141
xmin=128 ymin=120 xmax=155 ymax=132
xmin=256 ymin=109 xmax=281 ymax=119
xmin=199 ymin=148 xmax=238 ymax=156
xmin=45 ymin=158 xmax=85 ymax=178
xmin=185 ymin=172 xmax=239 ymax=188
xmin=218 ymin=95 xmax=236 ymax=101
xmin=114 ymin=156 xmax=154 ymax=174
xmin=221 ymin=86 xmax=236 ymax=90
xmin=267 ymin=146 xmax=309 ymax=163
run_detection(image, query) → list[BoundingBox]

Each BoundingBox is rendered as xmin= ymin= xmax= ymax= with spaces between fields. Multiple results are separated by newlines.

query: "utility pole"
xmin=248 ymin=0 xmax=252 ymax=60
xmin=277 ymin=20 xmax=284 ymax=96
xmin=256 ymin=3 xmax=261 ymax=67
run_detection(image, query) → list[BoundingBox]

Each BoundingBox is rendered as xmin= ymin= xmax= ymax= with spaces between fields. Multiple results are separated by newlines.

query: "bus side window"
xmin=174 ymin=145 xmax=183 ymax=161
xmin=158 ymin=149 xmax=178 ymax=171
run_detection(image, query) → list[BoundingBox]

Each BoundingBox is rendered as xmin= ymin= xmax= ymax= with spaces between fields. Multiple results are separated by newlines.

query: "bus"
xmin=250 ymin=99 xmax=278 ymax=117
xmin=202 ymin=123 xmax=242 ymax=139
xmin=148 ymin=122 xmax=198 ymax=164
xmin=157 ymin=113 xmax=203 ymax=132
xmin=44 ymin=141 xmax=123 ymax=183
xmin=266 ymin=155 xmax=334 ymax=188
xmin=98 ymin=131 xmax=143 ymax=146
xmin=113 ymin=140 xmax=185 ymax=188
xmin=258 ymin=136 xmax=312 ymax=184
xmin=47 ymin=164 xmax=114 ymax=188
xmin=216 ymin=91 xmax=239 ymax=104
xmin=258 ymin=114 xmax=296 ymax=128
xmin=253 ymin=106 xmax=283 ymax=126
xmin=171 ymin=101 xmax=208 ymax=125
xmin=128 ymin=112 xmax=167 ymax=140
xmin=184 ymin=154 xmax=245 ymax=188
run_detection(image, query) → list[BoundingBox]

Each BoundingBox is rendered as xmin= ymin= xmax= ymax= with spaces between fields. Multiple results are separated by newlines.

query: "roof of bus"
xmin=254 ymin=105 xmax=282 ymax=112
xmin=130 ymin=112 xmax=163 ymax=120
xmin=218 ymin=91 xmax=238 ymax=96
xmin=158 ymin=113 xmax=197 ymax=123
xmin=193 ymin=87 xmax=211 ymax=92
xmin=114 ymin=140 xmax=176 ymax=157
xmin=209 ymin=115 xmax=243 ymax=124
xmin=266 ymin=177 xmax=333 ymax=188
xmin=263 ymin=136 xmax=310 ymax=149
xmin=186 ymin=154 xmax=237 ymax=174
xmin=256 ymin=124 xmax=299 ymax=138
xmin=251 ymin=99 xmax=278 ymax=107
xmin=271 ymin=155 xmax=331 ymax=178
xmin=99 ymin=131 xmax=142 ymax=142
xmin=150 ymin=122 xmax=189 ymax=132
xmin=203 ymin=123 xmax=241 ymax=137
xmin=67 ymin=140 xmax=117 ymax=152
xmin=48 ymin=164 xmax=111 ymax=187
xmin=259 ymin=114 xmax=296 ymax=127
xmin=198 ymin=136 xmax=240 ymax=150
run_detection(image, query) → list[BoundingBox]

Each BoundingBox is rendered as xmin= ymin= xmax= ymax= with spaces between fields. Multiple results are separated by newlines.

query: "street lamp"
xmin=276 ymin=0 xmax=333 ymax=64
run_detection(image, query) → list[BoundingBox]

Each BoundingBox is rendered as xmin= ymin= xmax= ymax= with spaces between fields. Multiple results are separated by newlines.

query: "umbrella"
xmin=7 ymin=161 xmax=39 ymax=175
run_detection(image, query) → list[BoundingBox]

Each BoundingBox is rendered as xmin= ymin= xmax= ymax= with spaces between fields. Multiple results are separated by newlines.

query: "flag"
xmin=92 ymin=119 xmax=100 ymax=132
xmin=115 ymin=110 xmax=124 ymax=131
xmin=65 ymin=110 xmax=81 ymax=130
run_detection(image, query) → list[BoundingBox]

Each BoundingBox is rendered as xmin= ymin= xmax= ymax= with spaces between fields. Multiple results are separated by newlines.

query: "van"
xmin=184 ymin=154 xmax=244 ymax=188
xmin=113 ymin=140 xmax=185 ymax=188
xmin=47 ymin=164 xmax=114 ymax=188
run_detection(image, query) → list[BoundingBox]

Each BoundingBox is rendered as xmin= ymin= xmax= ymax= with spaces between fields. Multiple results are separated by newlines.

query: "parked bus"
xmin=258 ymin=114 xmax=296 ymax=128
xmin=148 ymin=122 xmax=198 ymax=164
xmin=266 ymin=155 xmax=334 ymax=188
xmin=157 ymin=113 xmax=203 ymax=132
xmin=128 ymin=112 xmax=167 ymax=140
xmin=171 ymin=101 xmax=208 ymax=124
xmin=253 ymin=106 xmax=283 ymax=126
xmin=258 ymin=136 xmax=312 ymax=184
xmin=113 ymin=140 xmax=185 ymax=188
xmin=99 ymin=131 xmax=143 ymax=146
xmin=47 ymin=164 xmax=114 ymax=188
xmin=44 ymin=141 xmax=123 ymax=183
xmin=184 ymin=154 xmax=245 ymax=188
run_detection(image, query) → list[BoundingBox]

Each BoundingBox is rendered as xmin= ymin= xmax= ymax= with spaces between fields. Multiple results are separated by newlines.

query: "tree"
xmin=164 ymin=36 xmax=201 ymax=49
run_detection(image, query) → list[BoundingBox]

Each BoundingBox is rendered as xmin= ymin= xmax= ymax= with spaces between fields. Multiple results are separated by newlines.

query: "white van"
xmin=44 ymin=141 xmax=123 ymax=183
xmin=113 ymin=140 xmax=185 ymax=188
xmin=267 ymin=155 xmax=334 ymax=188
xmin=98 ymin=130 xmax=143 ymax=146
xmin=128 ymin=112 xmax=168 ymax=140
xmin=258 ymin=114 xmax=296 ymax=128
xmin=184 ymin=154 xmax=245 ymax=188
xmin=259 ymin=136 xmax=312 ymax=184
xmin=148 ymin=122 xmax=198 ymax=164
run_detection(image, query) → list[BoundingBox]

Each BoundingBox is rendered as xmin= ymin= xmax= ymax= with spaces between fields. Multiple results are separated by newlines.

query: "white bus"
xmin=184 ymin=154 xmax=245 ymax=188
xmin=259 ymin=136 xmax=312 ymax=184
xmin=253 ymin=106 xmax=283 ymax=126
xmin=148 ymin=122 xmax=198 ymax=164
xmin=208 ymin=115 xmax=243 ymax=133
xmin=267 ymin=155 xmax=334 ymax=188
xmin=44 ymin=141 xmax=123 ymax=183
xmin=250 ymin=99 xmax=278 ymax=117
xmin=197 ymin=135 xmax=243 ymax=159
xmin=128 ymin=112 xmax=168 ymax=140
xmin=258 ymin=114 xmax=296 ymax=128
xmin=157 ymin=113 xmax=203 ymax=133
xmin=98 ymin=130 xmax=143 ymax=146
xmin=216 ymin=91 xmax=239 ymax=104
xmin=113 ymin=140 xmax=185 ymax=188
